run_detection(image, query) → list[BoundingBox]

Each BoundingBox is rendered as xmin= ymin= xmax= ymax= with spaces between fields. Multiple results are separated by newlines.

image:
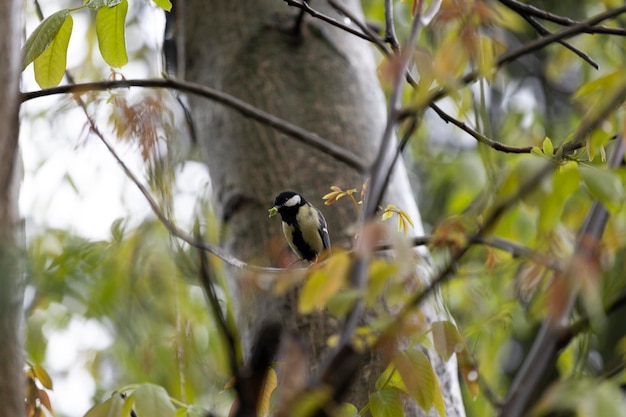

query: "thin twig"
xmin=368 ymin=233 xmax=564 ymax=271
xmin=427 ymin=5 xmax=626 ymax=105
xmin=197 ymin=235 xmax=240 ymax=377
xmin=428 ymin=103 xmax=534 ymax=153
xmin=21 ymin=78 xmax=367 ymax=173
xmin=63 ymin=89 xmax=297 ymax=273
xmin=499 ymin=0 xmax=626 ymax=36
xmin=383 ymin=0 xmax=400 ymax=51
xmin=496 ymin=5 xmax=626 ymax=69
xmin=289 ymin=0 xmax=626 ymax=157
xmin=515 ymin=11 xmax=597 ymax=69
xmin=364 ymin=0 xmax=426 ymax=218
xmin=327 ymin=0 xmax=389 ymax=54
xmin=283 ymin=0 xmax=375 ymax=43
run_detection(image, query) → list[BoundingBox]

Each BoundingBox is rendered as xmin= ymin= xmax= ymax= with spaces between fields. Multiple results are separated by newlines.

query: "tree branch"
xmin=21 ymin=78 xmax=367 ymax=173
xmin=327 ymin=0 xmax=389 ymax=53
xmin=197 ymin=235 xmax=240 ymax=377
xmin=428 ymin=103 xmax=535 ymax=153
xmin=428 ymin=5 xmax=626 ymax=104
xmin=506 ymin=5 xmax=598 ymax=69
xmin=283 ymin=0 xmax=375 ymax=43
xmin=383 ymin=0 xmax=400 ymax=51
xmin=499 ymin=0 xmax=626 ymax=36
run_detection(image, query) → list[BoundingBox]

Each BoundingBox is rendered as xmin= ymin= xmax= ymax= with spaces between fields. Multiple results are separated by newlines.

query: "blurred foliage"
xmin=26 ymin=220 xmax=233 ymax=415
xmin=21 ymin=0 xmax=626 ymax=417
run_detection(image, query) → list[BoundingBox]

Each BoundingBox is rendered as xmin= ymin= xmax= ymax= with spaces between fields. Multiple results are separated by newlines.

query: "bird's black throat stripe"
xmin=289 ymin=223 xmax=317 ymax=261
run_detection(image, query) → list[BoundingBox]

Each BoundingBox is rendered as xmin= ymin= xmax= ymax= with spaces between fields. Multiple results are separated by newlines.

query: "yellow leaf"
xmin=298 ymin=252 xmax=349 ymax=314
xmin=257 ymin=368 xmax=277 ymax=417
xmin=32 ymin=364 xmax=54 ymax=390
xmin=365 ymin=259 xmax=397 ymax=306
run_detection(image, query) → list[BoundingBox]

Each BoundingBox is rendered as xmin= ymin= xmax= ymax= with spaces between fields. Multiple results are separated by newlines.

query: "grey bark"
xmin=0 ymin=0 xmax=25 ymax=415
xmin=183 ymin=0 xmax=465 ymax=414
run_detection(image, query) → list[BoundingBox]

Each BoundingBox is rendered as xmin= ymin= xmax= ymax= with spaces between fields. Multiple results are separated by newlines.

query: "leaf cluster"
xmin=23 ymin=0 xmax=171 ymax=88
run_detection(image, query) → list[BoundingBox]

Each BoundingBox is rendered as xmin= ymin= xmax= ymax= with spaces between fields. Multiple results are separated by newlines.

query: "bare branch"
xmin=499 ymin=0 xmax=626 ymax=36
xmin=364 ymin=0 xmax=426 ymax=218
xmin=197 ymin=235 xmax=241 ymax=377
xmin=428 ymin=103 xmax=534 ymax=153
xmin=21 ymin=78 xmax=367 ymax=173
xmin=327 ymin=0 xmax=389 ymax=53
xmin=383 ymin=0 xmax=400 ymax=51
xmin=428 ymin=5 xmax=626 ymax=105
xmin=506 ymin=4 xmax=598 ymax=69
xmin=283 ymin=0 xmax=375 ymax=43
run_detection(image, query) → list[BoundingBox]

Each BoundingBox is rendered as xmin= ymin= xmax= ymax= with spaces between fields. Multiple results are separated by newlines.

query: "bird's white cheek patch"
xmin=285 ymin=194 xmax=301 ymax=207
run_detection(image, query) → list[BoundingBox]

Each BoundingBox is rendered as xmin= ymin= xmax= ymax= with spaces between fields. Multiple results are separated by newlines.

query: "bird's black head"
xmin=269 ymin=191 xmax=307 ymax=219
xmin=273 ymin=191 xmax=307 ymax=209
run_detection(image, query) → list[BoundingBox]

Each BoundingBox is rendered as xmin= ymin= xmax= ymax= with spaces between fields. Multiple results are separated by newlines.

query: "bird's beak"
xmin=268 ymin=206 xmax=279 ymax=218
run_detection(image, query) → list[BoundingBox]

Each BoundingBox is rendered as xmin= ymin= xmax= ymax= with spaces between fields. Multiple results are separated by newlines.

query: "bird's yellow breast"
xmin=296 ymin=207 xmax=324 ymax=252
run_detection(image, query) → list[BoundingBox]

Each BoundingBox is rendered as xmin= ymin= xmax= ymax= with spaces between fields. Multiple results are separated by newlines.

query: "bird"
xmin=269 ymin=191 xmax=331 ymax=262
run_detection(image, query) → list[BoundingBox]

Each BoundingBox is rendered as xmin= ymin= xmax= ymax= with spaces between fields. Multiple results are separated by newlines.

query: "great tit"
xmin=268 ymin=191 xmax=331 ymax=262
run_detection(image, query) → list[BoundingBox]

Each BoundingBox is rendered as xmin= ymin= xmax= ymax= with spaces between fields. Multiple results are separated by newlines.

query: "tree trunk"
xmin=0 ymin=0 xmax=25 ymax=415
xmin=183 ymin=1 xmax=465 ymax=414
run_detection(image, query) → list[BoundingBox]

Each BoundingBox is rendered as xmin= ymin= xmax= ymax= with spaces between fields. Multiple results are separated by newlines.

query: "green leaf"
xmin=181 ymin=405 xmax=210 ymax=417
xmin=579 ymin=165 xmax=624 ymax=208
xmin=574 ymin=70 xmax=623 ymax=101
xmin=290 ymin=387 xmax=333 ymax=417
xmin=132 ymin=384 xmax=176 ymax=417
xmin=533 ymin=379 xmax=626 ymax=417
xmin=369 ymin=388 xmax=405 ymax=417
xmin=335 ymin=403 xmax=358 ymax=417
xmin=579 ymin=382 xmax=626 ymax=417
xmin=33 ymin=15 xmax=73 ymax=88
xmin=22 ymin=9 xmax=70 ymax=69
xmin=538 ymin=162 xmax=580 ymax=232
xmin=83 ymin=393 xmax=125 ymax=417
xmin=86 ymin=0 xmax=123 ymax=9
xmin=432 ymin=320 xmax=464 ymax=362
xmin=542 ymin=137 xmax=554 ymax=157
xmin=96 ymin=0 xmax=128 ymax=68
xmin=152 ymin=0 xmax=172 ymax=11
xmin=375 ymin=363 xmax=406 ymax=391
xmin=326 ymin=289 xmax=360 ymax=317
xmin=393 ymin=349 xmax=445 ymax=416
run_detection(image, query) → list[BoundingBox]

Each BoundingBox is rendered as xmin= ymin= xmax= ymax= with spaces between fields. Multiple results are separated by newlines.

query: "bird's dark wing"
xmin=318 ymin=212 xmax=331 ymax=251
